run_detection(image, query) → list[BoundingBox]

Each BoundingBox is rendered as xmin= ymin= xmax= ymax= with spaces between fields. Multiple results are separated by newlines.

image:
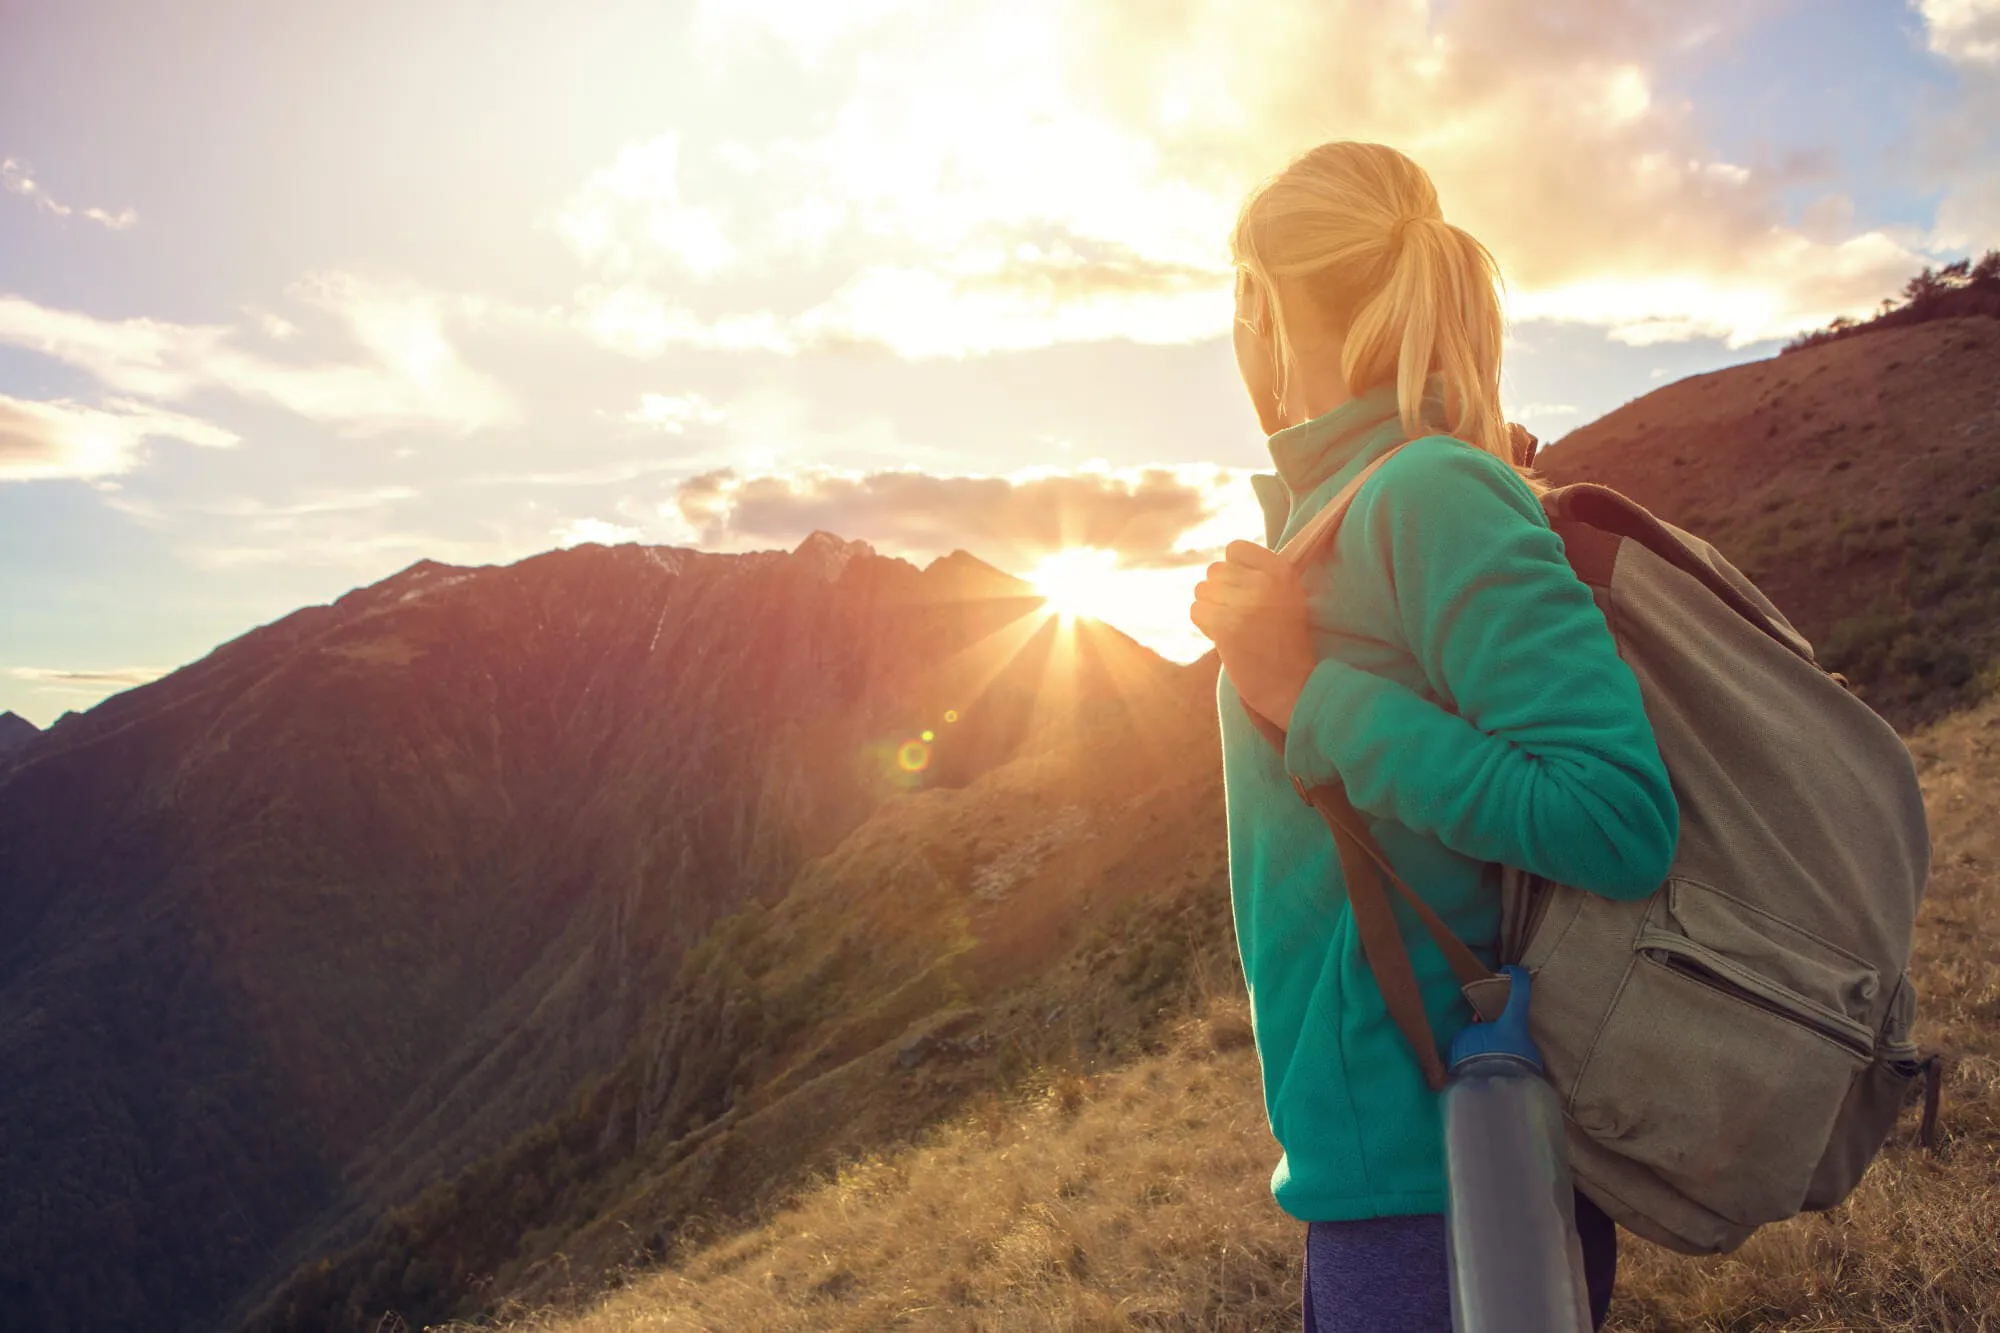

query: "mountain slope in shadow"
xmin=0 ymin=532 xmax=1172 ymax=1333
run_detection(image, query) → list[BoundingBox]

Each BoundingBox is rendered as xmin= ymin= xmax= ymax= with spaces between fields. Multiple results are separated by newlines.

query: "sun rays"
xmin=862 ymin=546 xmax=1202 ymax=799
xmin=1028 ymin=547 xmax=1125 ymax=623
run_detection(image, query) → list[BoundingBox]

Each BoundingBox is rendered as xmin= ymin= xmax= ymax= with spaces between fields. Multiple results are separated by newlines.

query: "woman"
xmin=1190 ymin=141 xmax=1679 ymax=1332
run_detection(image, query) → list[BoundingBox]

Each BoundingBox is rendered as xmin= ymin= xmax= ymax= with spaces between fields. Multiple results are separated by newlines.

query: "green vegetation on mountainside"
xmin=1783 ymin=249 xmax=2000 ymax=354
xmin=243 ymin=660 xmax=1232 ymax=1332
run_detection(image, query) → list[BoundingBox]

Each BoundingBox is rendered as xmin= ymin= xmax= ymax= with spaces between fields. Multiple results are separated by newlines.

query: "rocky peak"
xmin=921 ymin=549 xmax=1036 ymax=601
xmin=792 ymin=530 xmax=875 ymax=580
xmin=0 ymin=710 xmax=38 ymax=757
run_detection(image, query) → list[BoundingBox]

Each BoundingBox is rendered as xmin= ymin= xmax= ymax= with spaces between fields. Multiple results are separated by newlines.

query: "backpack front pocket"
xmin=1565 ymin=948 xmax=1867 ymax=1227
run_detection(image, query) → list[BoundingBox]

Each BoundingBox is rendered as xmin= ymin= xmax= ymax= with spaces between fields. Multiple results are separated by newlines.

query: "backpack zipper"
xmin=1634 ymin=926 xmax=1876 ymax=1059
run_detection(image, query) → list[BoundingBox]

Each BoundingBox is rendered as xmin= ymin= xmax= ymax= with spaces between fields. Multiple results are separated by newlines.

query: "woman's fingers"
xmin=1194 ymin=581 xmax=1264 ymax=613
xmin=1202 ymin=559 xmax=1263 ymax=590
xmin=1224 ymin=539 xmax=1292 ymax=576
xmin=1196 ymin=566 xmax=1294 ymax=609
xmin=1194 ymin=540 xmax=1310 ymax=645
xmin=1189 ymin=597 xmax=1238 ymax=641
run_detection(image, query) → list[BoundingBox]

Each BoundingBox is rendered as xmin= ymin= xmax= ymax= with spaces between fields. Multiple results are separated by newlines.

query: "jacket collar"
xmin=1269 ymin=380 xmax=1433 ymax=496
xmin=1251 ymin=379 xmax=1449 ymax=546
xmin=1250 ymin=473 xmax=1289 ymax=548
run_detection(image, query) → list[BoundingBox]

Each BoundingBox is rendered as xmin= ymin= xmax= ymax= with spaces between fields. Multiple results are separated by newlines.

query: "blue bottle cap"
xmin=1449 ymin=964 xmax=1544 ymax=1072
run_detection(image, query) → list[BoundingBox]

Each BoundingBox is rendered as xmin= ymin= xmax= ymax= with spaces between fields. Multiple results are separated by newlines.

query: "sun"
xmin=1028 ymin=547 xmax=1123 ymax=622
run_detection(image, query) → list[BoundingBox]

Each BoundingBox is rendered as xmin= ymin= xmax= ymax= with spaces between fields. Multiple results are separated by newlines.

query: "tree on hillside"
xmin=1904 ymin=266 xmax=1945 ymax=307
xmin=1783 ymin=247 xmax=2000 ymax=353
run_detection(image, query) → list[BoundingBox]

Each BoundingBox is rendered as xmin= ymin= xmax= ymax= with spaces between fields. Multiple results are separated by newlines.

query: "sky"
xmin=2 ymin=0 xmax=1996 ymax=727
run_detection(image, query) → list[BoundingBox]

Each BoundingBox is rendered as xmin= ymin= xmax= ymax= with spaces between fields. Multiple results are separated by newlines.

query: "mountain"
xmin=0 ymin=710 xmax=38 ymax=758
xmin=0 ymin=534 xmax=1176 ymax=1333
xmin=1538 ymin=315 xmax=2000 ymax=729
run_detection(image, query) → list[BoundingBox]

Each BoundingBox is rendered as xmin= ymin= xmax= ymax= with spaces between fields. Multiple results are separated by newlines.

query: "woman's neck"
xmin=1277 ymin=358 xmax=1354 ymax=430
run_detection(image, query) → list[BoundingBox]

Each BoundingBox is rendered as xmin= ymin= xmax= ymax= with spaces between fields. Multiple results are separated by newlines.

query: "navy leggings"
xmin=1301 ymin=1189 xmax=1617 ymax=1332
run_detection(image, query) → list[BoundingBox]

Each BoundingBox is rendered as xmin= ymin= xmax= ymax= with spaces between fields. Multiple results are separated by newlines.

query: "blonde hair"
xmin=1230 ymin=141 xmax=1544 ymax=492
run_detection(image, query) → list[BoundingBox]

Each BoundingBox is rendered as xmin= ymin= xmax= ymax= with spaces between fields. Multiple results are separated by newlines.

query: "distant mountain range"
xmin=3 ymin=313 xmax=1995 ymax=1332
xmin=0 ymin=531 xmax=1172 ymax=1333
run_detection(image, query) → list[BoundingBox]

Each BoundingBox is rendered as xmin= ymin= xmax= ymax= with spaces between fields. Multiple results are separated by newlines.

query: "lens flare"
xmin=921 ymin=729 xmax=935 ymax=741
xmin=944 ymin=709 xmax=959 ymax=723
xmin=897 ymin=739 xmax=932 ymax=772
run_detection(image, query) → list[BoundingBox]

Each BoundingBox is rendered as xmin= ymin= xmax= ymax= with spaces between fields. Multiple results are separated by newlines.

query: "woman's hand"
xmin=1191 ymin=540 xmax=1320 ymax=729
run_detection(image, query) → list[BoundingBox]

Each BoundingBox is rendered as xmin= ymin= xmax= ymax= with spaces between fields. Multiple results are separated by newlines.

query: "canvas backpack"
xmin=1242 ymin=428 xmax=1940 ymax=1257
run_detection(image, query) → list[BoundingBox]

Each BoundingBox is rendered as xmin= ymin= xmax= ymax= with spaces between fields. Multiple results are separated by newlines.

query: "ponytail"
xmin=1230 ymin=142 xmax=1543 ymax=493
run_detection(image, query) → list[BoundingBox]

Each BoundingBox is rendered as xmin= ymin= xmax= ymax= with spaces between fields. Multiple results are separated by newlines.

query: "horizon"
xmin=0 ymin=527 xmax=1208 ymax=731
xmin=6 ymin=0 xmax=1999 ymax=726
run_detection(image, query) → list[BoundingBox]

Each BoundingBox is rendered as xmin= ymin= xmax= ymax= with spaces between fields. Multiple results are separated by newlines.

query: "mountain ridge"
xmin=0 ymin=532 xmax=1164 ymax=1333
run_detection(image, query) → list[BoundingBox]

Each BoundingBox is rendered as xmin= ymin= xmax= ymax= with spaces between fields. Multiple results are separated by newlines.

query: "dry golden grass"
xmin=466 ymin=1003 xmax=1295 ymax=1332
xmin=487 ymin=700 xmax=2000 ymax=1332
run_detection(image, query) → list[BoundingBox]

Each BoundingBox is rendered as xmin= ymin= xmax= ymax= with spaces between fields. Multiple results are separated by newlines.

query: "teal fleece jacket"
xmin=1216 ymin=382 xmax=1679 ymax=1222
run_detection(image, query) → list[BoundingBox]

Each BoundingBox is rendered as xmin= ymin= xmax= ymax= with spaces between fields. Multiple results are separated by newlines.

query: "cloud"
xmin=177 ymin=530 xmax=501 ymax=572
xmin=625 ymin=392 xmax=725 ymax=433
xmin=792 ymin=256 xmax=1227 ymax=358
xmin=469 ymin=457 xmax=693 ymax=488
xmin=196 ymin=486 xmax=421 ymax=523
xmin=0 ymin=394 xmax=237 ymax=482
xmin=666 ymin=462 xmax=1246 ymax=570
xmin=574 ymin=284 xmax=796 ymax=357
xmin=555 ymin=0 xmax=1940 ymax=358
xmin=9 ymin=665 xmax=167 ymax=692
xmin=555 ymin=517 xmax=644 ymax=548
xmin=100 ymin=484 xmax=498 ymax=575
xmin=1918 ymin=0 xmax=2000 ymax=62
xmin=0 ymin=275 xmax=518 ymax=435
xmin=556 ymin=135 xmax=742 ymax=280
xmin=1510 ymin=403 xmax=1581 ymax=422
xmin=1 ymin=158 xmax=137 ymax=230
xmin=1915 ymin=0 xmax=2000 ymax=251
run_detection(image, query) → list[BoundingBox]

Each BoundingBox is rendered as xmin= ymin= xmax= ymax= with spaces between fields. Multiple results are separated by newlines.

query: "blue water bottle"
xmin=1443 ymin=965 xmax=1593 ymax=1333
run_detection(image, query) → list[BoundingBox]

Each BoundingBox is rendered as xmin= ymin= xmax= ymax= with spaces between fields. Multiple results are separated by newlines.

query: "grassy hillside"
xmin=1538 ymin=315 xmax=2000 ymax=729
xmin=470 ymin=691 xmax=2000 ymax=1331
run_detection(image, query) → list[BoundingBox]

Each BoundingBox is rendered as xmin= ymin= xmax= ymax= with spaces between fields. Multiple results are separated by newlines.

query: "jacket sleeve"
xmin=1281 ymin=437 xmax=1679 ymax=898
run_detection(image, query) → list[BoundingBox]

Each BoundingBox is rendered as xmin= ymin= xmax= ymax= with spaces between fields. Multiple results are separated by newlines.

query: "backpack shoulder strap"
xmin=1542 ymin=483 xmax=1819 ymax=667
xmin=1274 ymin=444 xmax=1408 ymax=565
xmin=1239 ymin=438 xmax=1498 ymax=1089
xmin=1239 ymin=704 xmax=1495 ymax=1089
